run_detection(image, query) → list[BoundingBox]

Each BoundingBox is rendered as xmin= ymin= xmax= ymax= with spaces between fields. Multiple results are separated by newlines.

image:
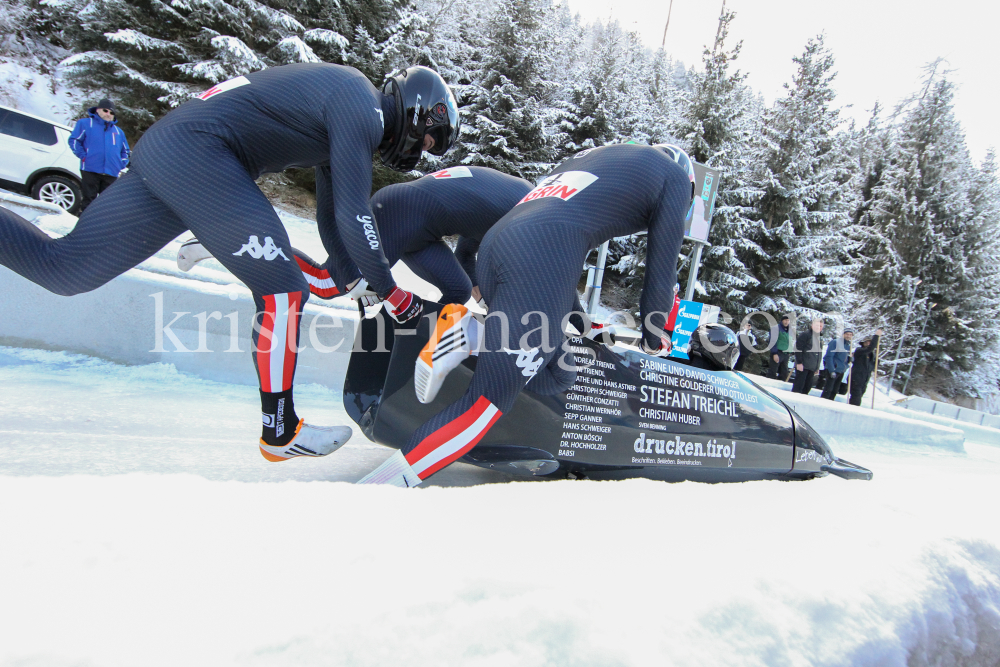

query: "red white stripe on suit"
xmin=405 ymin=396 xmax=502 ymax=479
xmin=256 ymin=292 xmax=302 ymax=392
xmin=293 ymin=255 xmax=340 ymax=299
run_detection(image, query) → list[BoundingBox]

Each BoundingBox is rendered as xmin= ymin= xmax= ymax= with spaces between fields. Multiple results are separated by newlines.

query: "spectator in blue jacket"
xmin=68 ymin=98 xmax=130 ymax=212
xmin=821 ymin=328 xmax=854 ymax=400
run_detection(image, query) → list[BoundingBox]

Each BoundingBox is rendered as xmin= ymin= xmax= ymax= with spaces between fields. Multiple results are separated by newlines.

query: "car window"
xmin=0 ymin=111 xmax=58 ymax=146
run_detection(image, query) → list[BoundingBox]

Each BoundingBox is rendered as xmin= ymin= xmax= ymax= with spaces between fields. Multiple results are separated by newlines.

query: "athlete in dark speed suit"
xmin=0 ymin=62 xmax=460 ymax=462
xmin=179 ymin=166 xmax=533 ymax=306
xmin=358 ymin=143 xmax=696 ymax=485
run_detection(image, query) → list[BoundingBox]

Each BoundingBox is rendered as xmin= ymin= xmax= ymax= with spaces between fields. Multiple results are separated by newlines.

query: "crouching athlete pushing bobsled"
xmin=356 ymin=143 xmax=698 ymax=486
xmin=178 ymin=166 xmax=534 ymax=310
xmin=0 ymin=62 xmax=460 ymax=462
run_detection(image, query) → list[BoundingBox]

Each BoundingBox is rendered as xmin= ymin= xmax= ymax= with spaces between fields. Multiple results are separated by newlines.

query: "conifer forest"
xmin=2 ymin=0 xmax=998 ymax=401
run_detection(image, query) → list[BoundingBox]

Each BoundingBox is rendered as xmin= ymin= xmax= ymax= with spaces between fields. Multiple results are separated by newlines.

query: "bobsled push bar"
xmin=342 ymin=302 xmax=872 ymax=483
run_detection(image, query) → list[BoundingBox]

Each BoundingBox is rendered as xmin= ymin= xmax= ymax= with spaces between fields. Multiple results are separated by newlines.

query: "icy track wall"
xmin=0 ymin=266 xmax=356 ymax=389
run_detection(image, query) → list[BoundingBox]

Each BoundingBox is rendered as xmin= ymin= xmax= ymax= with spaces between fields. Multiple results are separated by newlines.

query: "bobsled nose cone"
xmin=821 ymin=457 xmax=873 ymax=481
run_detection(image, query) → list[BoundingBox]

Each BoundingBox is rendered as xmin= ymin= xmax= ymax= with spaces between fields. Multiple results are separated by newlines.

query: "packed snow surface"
xmin=1 ymin=347 xmax=999 ymax=666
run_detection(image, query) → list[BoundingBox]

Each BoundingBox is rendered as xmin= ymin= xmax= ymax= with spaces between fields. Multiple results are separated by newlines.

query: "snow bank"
xmin=751 ymin=375 xmax=966 ymax=452
xmin=881 ymin=402 xmax=1000 ymax=449
xmin=0 ymin=59 xmax=82 ymax=125
xmin=0 ymin=347 xmax=999 ymax=665
xmin=0 ymin=473 xmax=997 ymax=666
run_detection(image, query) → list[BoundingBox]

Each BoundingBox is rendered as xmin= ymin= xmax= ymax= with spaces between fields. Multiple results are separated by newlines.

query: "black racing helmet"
xmin=689 ymin=323 xmax=740 ymax=371
xmin=379 ymin=66 xmax=460 ymax=172
xmin=654 ymin=143 xmax=696 ymax=203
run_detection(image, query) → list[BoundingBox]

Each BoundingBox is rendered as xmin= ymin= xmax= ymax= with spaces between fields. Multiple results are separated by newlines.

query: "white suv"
xmin=0 ymin=105 xmax=83 ymax=214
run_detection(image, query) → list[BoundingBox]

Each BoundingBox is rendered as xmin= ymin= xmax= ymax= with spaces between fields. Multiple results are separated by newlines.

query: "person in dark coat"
xmin=734 ymin=321 xmax=755 ymax=372
xmin=793 ymin=318 xmax=824 ymax=394
xmin=849 ymin=329 xmax=882 ymax=406
xmin=821 ymin=329 xmax=854 ymax=400
xmin=767 ymin=314 xmax=793 ymax=381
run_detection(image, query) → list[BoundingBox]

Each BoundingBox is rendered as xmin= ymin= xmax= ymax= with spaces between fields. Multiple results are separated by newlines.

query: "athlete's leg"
xmin=0 ymin=169 xmax=186 ymax=296
xmin=358 ymin=284 xmax=554 ymax=485
xmin=137 ymin=131 xmax=348 ymax=458
xmin=291 ymin=248 xmax=341 ymax=299
xmin=360 ymin=242 xmax=580 ymax=485
xmin=403 ymin=241 xmax=473 ymax=305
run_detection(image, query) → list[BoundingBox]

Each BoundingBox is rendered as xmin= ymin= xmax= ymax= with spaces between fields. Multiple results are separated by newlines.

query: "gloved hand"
xmin=346 ymin=278 xmax=381 ymax=307
xmin=384 ymin=286 xmax=423 ymax=323
xmin=584 ymin=322 xmax=616 ymax=345
xmin=641 ymin=334 xmax=672 ymax=357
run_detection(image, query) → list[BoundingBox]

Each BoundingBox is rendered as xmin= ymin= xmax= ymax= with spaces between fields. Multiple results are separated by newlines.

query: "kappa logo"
xmin=198 ymin=75 xmax=250 ymax=100
xmin=517 ymin=171 xmax=598 ymax=205
xmin=233 ymin=236 xmax=290 ymax=261
xmin=430 ymin=166 xmax=473 ymax=179
xmin=358 ymin=215 xmax=379 ymax=249
xmin=502 ymin=346 xmax=544 ymax=378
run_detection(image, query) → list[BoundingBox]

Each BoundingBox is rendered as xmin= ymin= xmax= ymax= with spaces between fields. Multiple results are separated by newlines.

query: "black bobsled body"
xmin=343 ymin=304 xmax=872 ymax=482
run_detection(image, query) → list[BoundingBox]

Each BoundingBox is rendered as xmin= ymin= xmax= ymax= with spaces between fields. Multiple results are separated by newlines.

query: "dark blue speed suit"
xmin=0 ymin=63 xmax=399 ymax=445
xmin=293 ymin=166 xmax=532 ymax=304
xmin=400 ymin=144 xmax=691 ymax=478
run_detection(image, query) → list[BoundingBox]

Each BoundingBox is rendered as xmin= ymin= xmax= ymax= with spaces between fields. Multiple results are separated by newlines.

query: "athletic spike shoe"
xmin=356 ymin=450 xmax=422 ymax=487
xmin=415 ymin=304 xmax=472 ymax=404
xmin=259 ymin=419 xmax=353 ymax=462
xmin=177 ymin=239 xmax=213 ymax=272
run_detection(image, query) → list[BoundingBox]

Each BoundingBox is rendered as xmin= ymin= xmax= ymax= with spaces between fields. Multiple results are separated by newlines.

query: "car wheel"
xmin=31 ymin=175 xmax=82 ymax=215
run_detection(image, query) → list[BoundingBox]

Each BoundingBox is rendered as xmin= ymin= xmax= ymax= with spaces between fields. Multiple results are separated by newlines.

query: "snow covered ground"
xmin=0 ymin=59 xmax=82 ymax=126
xmin=1 ymin=346 xmax=999 ymax=666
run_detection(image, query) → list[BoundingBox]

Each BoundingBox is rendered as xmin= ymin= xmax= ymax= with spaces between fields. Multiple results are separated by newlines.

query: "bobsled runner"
xmin=343 ymin=303 xmax=873 ymax=483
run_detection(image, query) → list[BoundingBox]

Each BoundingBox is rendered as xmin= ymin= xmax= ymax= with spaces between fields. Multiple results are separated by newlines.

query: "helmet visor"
xmin=425 ymin=101 xmax=459 ymax=156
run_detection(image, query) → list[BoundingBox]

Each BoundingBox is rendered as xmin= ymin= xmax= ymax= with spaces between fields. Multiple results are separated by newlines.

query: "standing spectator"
xmin=68 ymin=98 xmax=130 ymax=212
xmin=734 ymin=321 xmax=755 ymax=371
xmin=767 ymin=314 xmax=793 ymax=381
xmin=793 ymin=318 xmax=824 ymax=394
xmin=849 ymin=329 xmax=883 ymax=406
xmin=821 ymin=328 xmax=854 ymax=400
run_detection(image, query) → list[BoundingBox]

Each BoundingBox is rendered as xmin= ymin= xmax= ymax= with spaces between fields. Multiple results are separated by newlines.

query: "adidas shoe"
xmin=259 ymin=419 xmax=352 ymax=462
xmin=415 ymin=303 xmax=472 ymax=404
xmin=177 ymin=239 xmax=213 ymax=272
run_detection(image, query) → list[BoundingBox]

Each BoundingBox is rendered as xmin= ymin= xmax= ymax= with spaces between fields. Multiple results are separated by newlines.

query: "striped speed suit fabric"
xmin=293 ymin=166 xmax=532 ymax=304
xmin=401 ymin=144 xmax=692 ymax=480
xmin=0 ymin=63 xmax=397 ymax=443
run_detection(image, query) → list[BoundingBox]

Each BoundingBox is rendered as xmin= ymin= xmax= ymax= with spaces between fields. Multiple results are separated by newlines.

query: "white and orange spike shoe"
xmin=259 ymin=419 xmax=353 ymax=462
xmin=415 ymin=304 xmax=475 ymax=404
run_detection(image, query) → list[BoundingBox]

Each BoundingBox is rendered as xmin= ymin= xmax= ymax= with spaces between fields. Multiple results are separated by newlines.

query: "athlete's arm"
xmin=454 ymin=236 xmax=479 ymax=287
xmin=322 ymin=80 xmax=396 ymax=297
xmin=639 ymin=173 xmax=688 ymax=351
xmin=314 ymin=165 xmax=363 ymax=290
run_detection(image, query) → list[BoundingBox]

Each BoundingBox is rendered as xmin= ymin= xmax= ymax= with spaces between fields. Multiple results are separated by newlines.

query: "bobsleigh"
xmin=343 ymin=303 xmax=873 ymax=483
